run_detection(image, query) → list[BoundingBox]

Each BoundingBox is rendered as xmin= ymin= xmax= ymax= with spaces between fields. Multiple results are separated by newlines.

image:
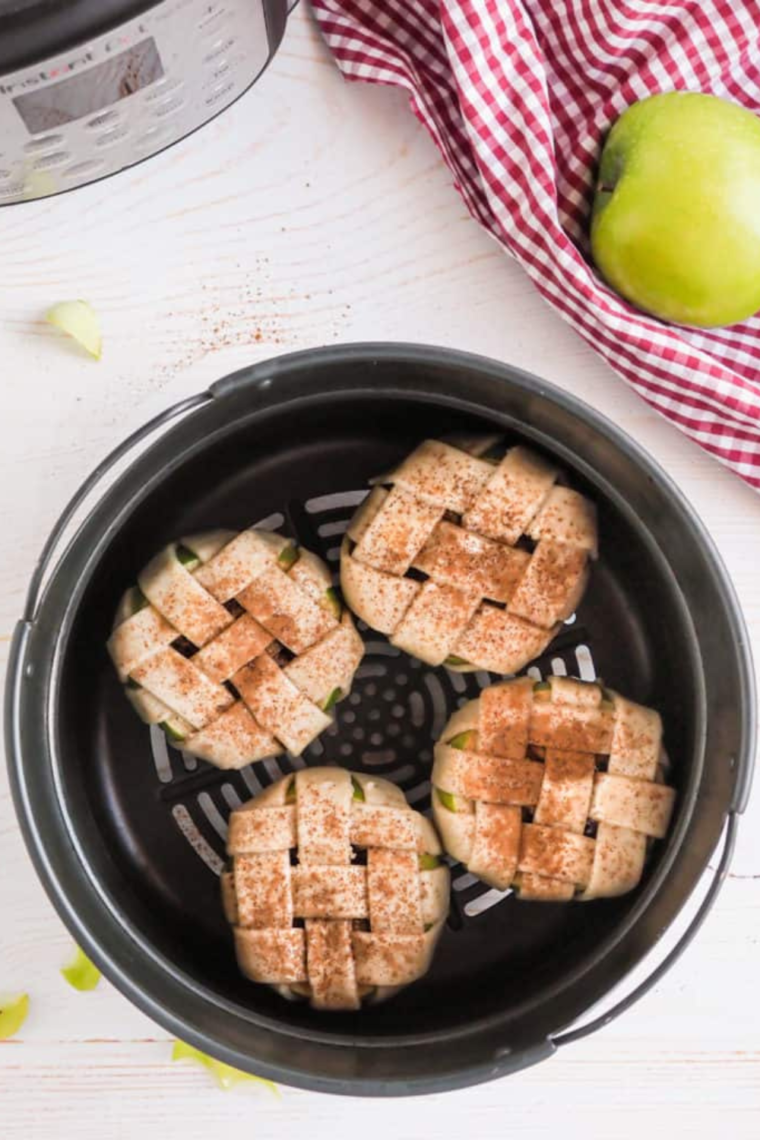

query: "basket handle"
xmin=551 ymin=812 xmax=739 ymax=1049
xmin=23 ymin=393 xmax=212 ymax=623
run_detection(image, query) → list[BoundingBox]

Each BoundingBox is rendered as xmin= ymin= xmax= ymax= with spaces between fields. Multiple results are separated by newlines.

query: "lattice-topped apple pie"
xmin=341 ymin=438 xmax=597 ymax=673
xmin=432 ymin=676 xmax=675 ymax=899
xmin=222 ymin=768 xmax=450 ymax=1009
xmin=107 ymin=530 xmax=364 ymax=767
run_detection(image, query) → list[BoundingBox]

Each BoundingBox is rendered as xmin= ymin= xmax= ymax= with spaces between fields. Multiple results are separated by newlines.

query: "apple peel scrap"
xmin=45 ymin=300 xmax=102 ymax=359
xmin=171 ymin=1041 xmax=279 ymax=1094
xmin=61 ymin=946 xmax=101 ymax=992
xmin=0 ymin=993 xmax=29 ymax=1040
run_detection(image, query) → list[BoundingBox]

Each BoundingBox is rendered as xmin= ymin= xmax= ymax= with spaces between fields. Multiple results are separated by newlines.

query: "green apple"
xmin=0 ymin=993 xmax=28 ymax=1040
xmin=591 ymin=92 xmax=760 ymax=327
xmin=321 ymin=686 xmax=343 ymax=712
xmin=160 ymin=719 xmax=187 ymax=743
xmin=448 ymin=729 xmax=477 ymax=750
xmin=277 ymin=544 xmax=300 ymax=570
xmin=324 ymin=586 xmax=342 ymax=619
xmin=60 ymin=945 xmax=101 ymax=991
xmin=172 ymin=1040 xmax=277 ymax=1092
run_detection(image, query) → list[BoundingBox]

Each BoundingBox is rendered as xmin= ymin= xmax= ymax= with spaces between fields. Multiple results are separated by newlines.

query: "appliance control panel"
xmin=0 ymin=0 xmax=271 ymax=203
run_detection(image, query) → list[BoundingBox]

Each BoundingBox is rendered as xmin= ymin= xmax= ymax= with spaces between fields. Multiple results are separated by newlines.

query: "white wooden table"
xmin=1 ymin=8 xmax=758 ymax=1136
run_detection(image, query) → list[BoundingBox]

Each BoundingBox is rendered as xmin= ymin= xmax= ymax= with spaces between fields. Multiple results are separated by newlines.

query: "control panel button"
xmin=152 ymin=96 xmax=186 ymax=119
xmin=204 ymin=81 xmax=236 ymax=107
xmin=63 ymin=159 xmax=105 ymax=181
xmin=86 ymin=111 xmax=121 ymax=131
xmin=145 ymin=79 xmax=184 ymax=102
xmin=23 ymin=135 xmax=64 ymax=154
xmin=207 ymin=61 xmax=231 ymax=83
xmin=204 ymin=37 xmax=235 ymax=62
xmin=136 ymin=125 xmax=172 ymax=151
xmin=95 ymin=126 xmax=130 ymax=148
xmin=199 ymin=5 xmax=228 ymax=31
xmin=0 ymin=181 xmax=28 ymax=199
xmin=32 ymin=151 xmax=70 ymax=170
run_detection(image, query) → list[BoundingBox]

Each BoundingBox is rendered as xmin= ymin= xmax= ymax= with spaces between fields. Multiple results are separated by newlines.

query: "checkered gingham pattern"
xmin=311 ymin=0 xmax=760 ymax=490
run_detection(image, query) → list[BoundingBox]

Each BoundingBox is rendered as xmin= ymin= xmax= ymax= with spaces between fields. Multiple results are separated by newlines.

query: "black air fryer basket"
xmin=5 ymin=344 xmax=755 ymax=1095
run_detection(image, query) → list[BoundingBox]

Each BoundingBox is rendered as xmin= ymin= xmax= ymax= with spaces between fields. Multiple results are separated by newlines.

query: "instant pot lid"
xmin=0 ymin=1 xmax=156 ymax=73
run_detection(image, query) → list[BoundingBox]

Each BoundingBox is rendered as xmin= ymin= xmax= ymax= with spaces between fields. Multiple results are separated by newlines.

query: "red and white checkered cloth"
xmin=311 ymin=0 xmax=760 ymax=490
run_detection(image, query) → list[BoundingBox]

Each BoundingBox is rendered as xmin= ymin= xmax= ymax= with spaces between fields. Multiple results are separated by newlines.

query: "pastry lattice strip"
xmin=341 ymin=439 xmax=597 ymax=673
xmin=432 ymin=676 xmax=676 ymax=900
xmin=107 ymin=530 xmax=364 ymax=767
xmin=222 ymin=768 xmax=450 ymax=1010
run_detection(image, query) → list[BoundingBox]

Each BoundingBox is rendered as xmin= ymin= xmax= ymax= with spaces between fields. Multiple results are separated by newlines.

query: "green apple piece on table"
xmin=46 ymin=300 xmax=102 ymax=358
xmin=61 ymin=945 xmax=101 ymax=991
xmin=591 ymin=92 xmax=760 ymax=327
xmin=0 ymin=993 xmax=29 ymax=1039
xmin=171 ymin=1040 xmax=277 ymax=1093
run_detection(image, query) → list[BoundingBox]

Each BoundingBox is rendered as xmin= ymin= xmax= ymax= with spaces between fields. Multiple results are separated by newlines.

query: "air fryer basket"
xmin=6 ymin=344 xmax=755 ymax=1095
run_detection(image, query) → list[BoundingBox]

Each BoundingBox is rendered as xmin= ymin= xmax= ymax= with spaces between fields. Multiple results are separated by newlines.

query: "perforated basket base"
xmin=150 ymin=490 xmax=608 ymax=924
xmin=62 ymin=394 xmax=697 ymax=1039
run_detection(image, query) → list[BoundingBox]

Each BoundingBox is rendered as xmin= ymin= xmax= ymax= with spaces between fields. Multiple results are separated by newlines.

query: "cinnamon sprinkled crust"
xmin=432 ymin=676 xmax=675 ymax=900
xmin=107 ymin=530 xmax=364 ymax=767
xmin=341 ymin=438 xmax=597 ymax=672
xmin=223 ymin=768 xmax=450 ymax=1010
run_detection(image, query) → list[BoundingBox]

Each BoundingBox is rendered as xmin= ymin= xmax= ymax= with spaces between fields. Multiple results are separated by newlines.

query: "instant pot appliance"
xmin=6 ymin=344 xmax=755 ymax=1095
xmin=0 ymin=0 xmax=290 ymax=204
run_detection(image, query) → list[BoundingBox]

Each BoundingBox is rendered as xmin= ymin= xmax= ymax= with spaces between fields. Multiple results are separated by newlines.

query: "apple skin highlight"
xmin=590 ymin=92 xmax=760 ymax=328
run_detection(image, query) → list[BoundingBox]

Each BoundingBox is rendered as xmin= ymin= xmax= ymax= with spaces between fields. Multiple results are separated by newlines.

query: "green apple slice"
xmin=46 ymin=300 xmax=101 ymax=359
xmin=324 ymin=587 xmax=342 ymax=619
xmin=277 ymin=544 xmax=300 ymax=571
xmin=351 ymin=777 xmax=365 ymax=802
xmin=285 ymin=778 xmax=297 ymax=803
xmin=61 ymin=946 xmax=101 ymax=991
xmin=435 ymin=787 xmax=472 ymax=813
xmin=321 ymin=686 xmax=343 ymax=713
xmin=449 ymin=730 xmax=477 ymax=750
xmin=444 ymin=655 xmax=469 ymax=667
xmin=0 ymin=993 xmax=29 ymax=1039
xmin=175 ymin=543 xmax=201 ymax=570
xmin=171 ymin=1041 xmax=277 ymax=1093
xmin=436 ymin=788 xmax=458 ymax=812
xmin=418 ymin=852 xmax=441 ymax=870
xmin=160 ymin=720 xmax=187 ymax=744
xmin=129 ymin=587 xmax=149 ymax=615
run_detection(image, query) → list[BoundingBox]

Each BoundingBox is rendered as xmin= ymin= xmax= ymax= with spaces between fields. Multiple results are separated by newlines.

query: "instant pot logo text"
xmin=0 ymin=24 xmax=149 ymax=95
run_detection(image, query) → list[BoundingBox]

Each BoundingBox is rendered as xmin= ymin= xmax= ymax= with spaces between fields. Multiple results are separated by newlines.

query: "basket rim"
xmin=5 ymin=341 xmax=756 ymax=1095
